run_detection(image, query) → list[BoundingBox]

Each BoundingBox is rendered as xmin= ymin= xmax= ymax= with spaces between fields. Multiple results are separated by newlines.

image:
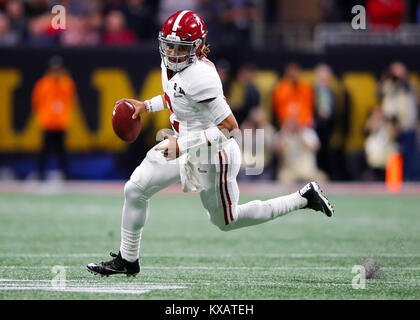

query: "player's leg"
xmin=225 ymin=181 xmax=333 ymax=231
xmin=201 ymin=142 xmax=307 ymax=231
xmin=119 ymin=146 xmax=181 ymax=263
xmin=87 ymin=140 xmax=181 ymax=276
xmin=201 ymin=140 xmax=333 ymax=232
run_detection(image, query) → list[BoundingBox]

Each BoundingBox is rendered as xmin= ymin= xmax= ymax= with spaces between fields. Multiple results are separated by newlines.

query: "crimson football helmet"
xmin=159 ymin=10 xmax=207 ymax=72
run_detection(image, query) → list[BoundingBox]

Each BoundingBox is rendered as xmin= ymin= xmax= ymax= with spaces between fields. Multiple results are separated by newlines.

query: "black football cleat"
xmin=299 ymin=182 xmax=334 ymax=217
xmin=87 ymin=251 xmax=140 ymax=277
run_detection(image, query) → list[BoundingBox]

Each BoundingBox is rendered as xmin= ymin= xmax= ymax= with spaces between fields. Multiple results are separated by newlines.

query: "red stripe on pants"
xmin=222 ymin=149 xmax=234 ymax=222
xmin=218 ymin=151 xmax=229 ymax=225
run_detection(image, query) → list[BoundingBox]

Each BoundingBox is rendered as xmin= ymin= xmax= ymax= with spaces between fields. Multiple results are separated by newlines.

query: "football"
xmin=112 ymin=101 xmax=142 ymax=143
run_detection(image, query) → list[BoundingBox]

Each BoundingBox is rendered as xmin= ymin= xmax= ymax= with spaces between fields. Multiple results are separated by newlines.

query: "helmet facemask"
xmin=159 ymin=32 xmax=201 ymax=72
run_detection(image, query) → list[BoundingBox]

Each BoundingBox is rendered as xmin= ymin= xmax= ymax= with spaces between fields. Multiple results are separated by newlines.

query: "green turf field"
xmin=0 ymin=192 xmax=419 ymax=299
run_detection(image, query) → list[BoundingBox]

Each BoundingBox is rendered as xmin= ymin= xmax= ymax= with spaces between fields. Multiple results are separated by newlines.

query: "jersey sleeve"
xmin=205 ymin=95 xmax=232 ymax=124
xmin=186 ymin=66 xmax=223 ymax=102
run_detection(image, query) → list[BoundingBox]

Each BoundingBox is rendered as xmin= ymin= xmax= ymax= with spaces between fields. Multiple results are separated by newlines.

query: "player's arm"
xmin=217 ymin=112 xmax=239 ymax=132
xmin=198 ymin=96 xmax=239 ymax=135
xmin=156 ymin=96 xmax=237 ymax=160
xmin=116 ymin=94 xmax=167 ymax=119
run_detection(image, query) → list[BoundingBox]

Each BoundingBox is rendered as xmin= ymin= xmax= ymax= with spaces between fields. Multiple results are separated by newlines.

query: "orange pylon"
xmin=386 ymin=152 xmax=403 ymax=192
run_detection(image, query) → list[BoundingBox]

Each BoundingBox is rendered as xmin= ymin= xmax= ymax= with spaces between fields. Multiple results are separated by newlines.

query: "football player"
xmin=87 ymin=10 xmax=334 ymax=277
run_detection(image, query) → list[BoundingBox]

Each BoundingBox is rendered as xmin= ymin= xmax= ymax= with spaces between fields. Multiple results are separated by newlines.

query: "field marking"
xmin=0 ymin=279 xmax=186 ymax=295
xmin=1 ymin=253 xmax=420 ymax=258
xmin=0 ymin=279 xmax=195 ymax=285
xmin=0 ymin=286 xmax=152 ymax=294
xmin=1 ymin=265 xmax=420 ymax=271
xmin=0 ymin=279 xmax=418 ymax=292
xmin=2 ymin=181 xmax=420 ymax=195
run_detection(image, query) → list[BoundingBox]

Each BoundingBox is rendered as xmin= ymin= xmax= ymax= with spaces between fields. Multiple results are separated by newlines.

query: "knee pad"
xmin=206 ymin=209 xmax=234 ymax=232
xmin=122 ymin=180 xmax=150 ymax=230
xmin=124 ymin=180 xmax=149 ymax=202
xmin=216 ymin=223 xmax=231 ymax=232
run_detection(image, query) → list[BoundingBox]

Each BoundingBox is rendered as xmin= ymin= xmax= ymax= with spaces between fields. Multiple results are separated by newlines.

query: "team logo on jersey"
xmin=197 ymin=167 xmax=208 ymax=173
xmin=173 ymin=83 xmax=185 ymax=97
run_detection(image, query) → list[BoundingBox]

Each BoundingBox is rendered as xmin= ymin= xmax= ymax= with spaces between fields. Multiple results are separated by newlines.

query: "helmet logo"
xmin=196 ymin=18 xmax=204 ymax=34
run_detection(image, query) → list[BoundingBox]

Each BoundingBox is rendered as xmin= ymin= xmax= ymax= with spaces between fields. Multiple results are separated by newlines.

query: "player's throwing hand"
xmin=115 ymin=98 xmax=146 ymax=119
xmin=155 ymin=132 xmax=180 ymax=160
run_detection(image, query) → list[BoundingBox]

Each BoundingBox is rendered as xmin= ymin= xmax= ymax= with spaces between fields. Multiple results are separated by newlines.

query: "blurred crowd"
xmin=1 ymin=0 xmax=420 ymax=183
xmin=2 ymin=55 xmax=418 ymax=183
xmin=0 ymin=0 xmax=262 ymax=48
xmin=218 ymin=60 xmax=419 ymax=183
xmin=1 ymin=0 xmax=420 ymax=48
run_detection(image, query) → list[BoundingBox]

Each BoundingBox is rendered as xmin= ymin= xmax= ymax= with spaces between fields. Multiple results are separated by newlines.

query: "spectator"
xmin=218 ymin=0 xmax=260 ymax=47
xmin=0 ymin=12 xmax=19 ymax=46
xmin=5 ymin=0 xmax=26 ymax=41
xmin=60 ymin=15 xmax=100 ymax=47
xmin=364 ymin=106 xmax=398 ymax=181
xmin=84 ymin=1 xmax=105 ymax=40
xmin=323 ymin=0 xmax=368 ymax=23
xmin=103 ymin=0 xmax=126 ymax=13
xmin=26 ymin=15 xmax=55 ymax=46
xmin=122 ymin=0 xmax=155 ymax=41
xmin=197 ymin=0 xmax=260 ymax=48
xmin=238 ymin=107 xmax=276 ymax=181
xmin=273 ymin=119 xmax=326 ymax=183
xmin=59 ymin=0 xmax=88 ymax=16
xmin=25 ymin=0 xmax=49 ymax=18
xmin=157 ymin=0 xmax=199 ymax=26
xmin=272 ymin=63 xmax=315 ymax=129
xmin=230 ymin=64 xmax=260 ymax=127
xmin=379 ymin=61 xmax=418 ymax=180
xmin=103 ymin=10 xmax=137 ymax=46
xmin=313 ymin=63 xmax=335 ymax=177
xmin=329 ymin=85 xmax=351 ymax=181
xmin=32 ymin=56 xmax=76 ymax=180
xmin=367 ymin=0 xmax=405 ymax=30
xmin=215 ymin=59 xmax=232 ymax=97
xmin=196 ymin=0 xmax=225 ymax=49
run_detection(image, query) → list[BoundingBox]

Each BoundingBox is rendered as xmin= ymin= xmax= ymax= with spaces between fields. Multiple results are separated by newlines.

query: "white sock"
xmin=227 ymin=192 xmax=307 ymax=230
xmin=263 ymin=191 xmax=307 ymax=218
xmin=120 ymin=228 xmax=142 ymax=262
xmin=119 ymin=180 xmax=150 ymax=262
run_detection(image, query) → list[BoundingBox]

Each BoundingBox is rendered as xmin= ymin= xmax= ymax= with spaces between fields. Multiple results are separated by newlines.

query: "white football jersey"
xmin=161 ymin=57 xmax=231 ymax=137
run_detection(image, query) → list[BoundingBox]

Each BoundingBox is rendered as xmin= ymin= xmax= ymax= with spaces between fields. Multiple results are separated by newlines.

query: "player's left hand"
xmin=155 ymin=132 xmax=180 ymax=160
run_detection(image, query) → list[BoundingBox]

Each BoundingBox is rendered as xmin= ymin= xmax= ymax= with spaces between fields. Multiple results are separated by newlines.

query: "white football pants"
xmin=120 ymin=139 xmax=307 ymax=262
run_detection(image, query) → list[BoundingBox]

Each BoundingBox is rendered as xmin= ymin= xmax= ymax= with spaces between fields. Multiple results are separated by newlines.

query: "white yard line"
xmin=0 ymin=279 xmax=196 ymax=285
xmin=0 ymin=287 xmax=153 ymax=294
xmin=2 ymin=181 xmax=420 ymax=195
xmin=0 ymin=253 xmax=420 ymax=258
xmin=1 ymin=265 xmax=420 ymax=271
xmin=0 ymin=279 xmax=418 ymax=292
xmin=0 ymin=281 xmax=186 ymax=294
